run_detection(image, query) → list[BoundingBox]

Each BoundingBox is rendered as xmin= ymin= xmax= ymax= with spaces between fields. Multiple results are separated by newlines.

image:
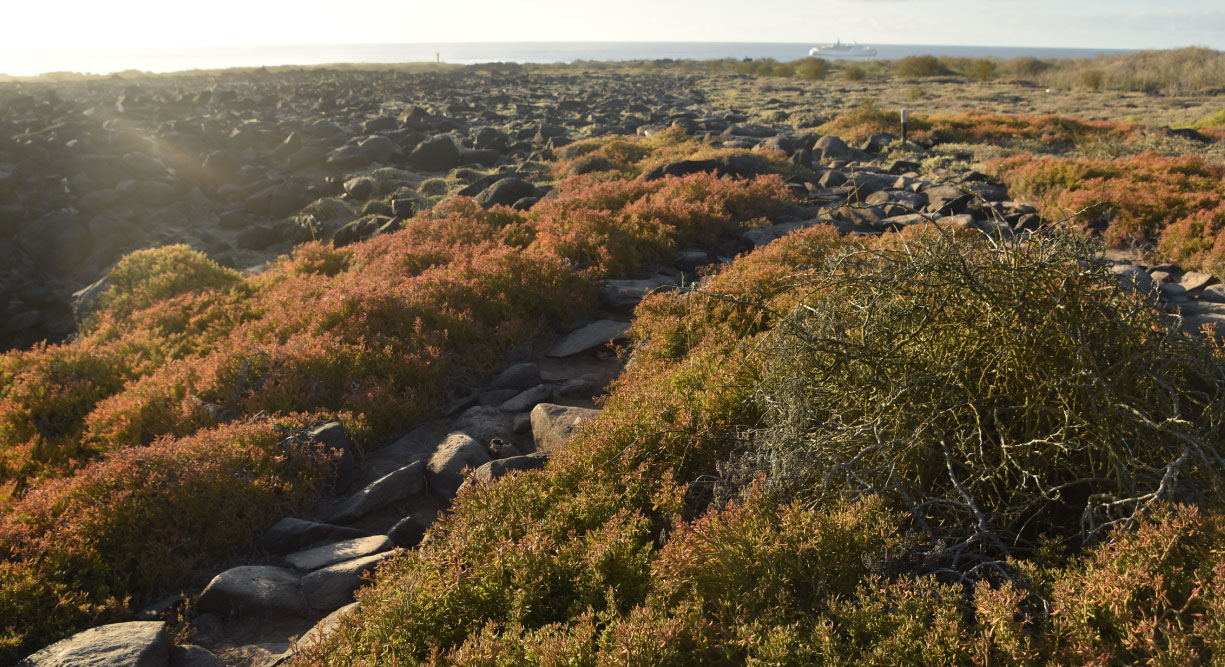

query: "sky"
xmin=4 ymin=0 xmax=1223 ymax=51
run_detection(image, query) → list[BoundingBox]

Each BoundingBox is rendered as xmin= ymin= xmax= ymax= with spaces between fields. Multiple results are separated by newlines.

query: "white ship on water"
xmin=809 ymin=39 xmax=877 ymax=58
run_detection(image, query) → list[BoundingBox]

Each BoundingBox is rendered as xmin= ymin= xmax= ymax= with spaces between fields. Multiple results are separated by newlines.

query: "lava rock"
xmin=547 ymin=320 xmax=631 ymax=357
xmin=196 ymin=566 xmax=306 ymax=618
xmin=258 ymin=518 xmax=368 ymax=556
xmin=408 ymin=136 xmax=460 ymax=172
xmin=530 ymin=403 xmax=601 ymax=453
xmin=327 ymin=461 xmax=426 ymax=524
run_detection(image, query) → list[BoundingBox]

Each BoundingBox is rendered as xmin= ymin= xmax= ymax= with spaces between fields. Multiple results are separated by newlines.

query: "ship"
xmin=809 ymin=39 xmax=877 ymax=58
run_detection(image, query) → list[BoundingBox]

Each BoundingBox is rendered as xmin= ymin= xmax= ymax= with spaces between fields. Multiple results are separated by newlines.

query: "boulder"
xmin=285 ymin=535 xmax=393 ymax=572
xmin=18 ymin=621 xmax=169 ymax=667
xmin=1179 ymin=271 xmax=1218 ymax=294
xmin=388 ymin=515 xmax=429 ymax=548
xmin=327 ymin=461 xmax=426 ymax=524
xmin=343 ymin=176 xmax=375 ymax=200
xmin=473 ymin=127 xmax=510 ymax=152
xmin=196 ymin=566 xmax=306 ymax=617
xmin=474 ymin=177 xmax=535 ymax=209
xmin=454 ymin=406 xmax=515 ymax=445
xmin=258 ymin=518 xmax=368 ymax=556
xmin=489 ymin=362 xmax=542 ymax=391
xmin=301 ymin=551 xmax=397 ymax=611
xmin=468 ymin=453 xmax=549 ymax=486
xmin=1112 ymin=265 xmax=1159 ymax=299
xmin=498 ymin=384 xmax=553 ymax=413
xmin=530 ymin=403 xmax=601 ymax=453
xmin=814 ymin=135 xmax=851 ymax=160
xmin=547 ymin=320 xmax=631 ymax=358
xmin=408 ymin=136 xmax=460 ymax=172
xmin=357 ymin=135 xmax=397 ymax=163
xmin=235 ymin=225 xmax=281 ymax=251
xmin=923 ymin=185 xmax=972 ymax=215
xmin=426 ymin=432 xmax=491 ymax=499
xmin=362 ymin=116 xmax=399 ymax=134
xmin=332 ymin=215 xmax=394 ymax=248
xmin=1199 ymin=284 xmax=1225 ymax=303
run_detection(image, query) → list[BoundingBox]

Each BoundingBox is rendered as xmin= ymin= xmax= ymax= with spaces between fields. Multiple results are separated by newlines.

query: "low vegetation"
xmin=4 ymin=56 xmax=1225 ymax=661
xmin=0 ymin=133 xmax=790 ymax=661
xmin=295 ymin=227 xmax=1225 ymax=666
xmin=991 ymin=152 xmax=1225 ymax=274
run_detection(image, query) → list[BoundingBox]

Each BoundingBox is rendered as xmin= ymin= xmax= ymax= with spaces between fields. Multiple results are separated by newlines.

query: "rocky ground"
xmin=5 ymin=65 xmax=1221 ymax=352
xmin=0 ymin=67 xmax=719 ymax=350
xmin=10 ymin=65 xmax=1225 ymax=666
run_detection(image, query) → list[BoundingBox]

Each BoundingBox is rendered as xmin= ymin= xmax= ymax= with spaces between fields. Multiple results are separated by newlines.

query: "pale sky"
xmin=5 ymin=0 xmax=1223 ymax=51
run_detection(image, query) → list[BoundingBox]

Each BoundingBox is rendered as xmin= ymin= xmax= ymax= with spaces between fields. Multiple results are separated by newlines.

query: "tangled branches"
xmin=719 ymin=227 xmax=1225 ymax=575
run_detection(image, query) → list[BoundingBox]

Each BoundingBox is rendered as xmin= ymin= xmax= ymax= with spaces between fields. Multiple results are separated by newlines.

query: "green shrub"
xmin=843 ymin=64 xmax=867 ymax=81
xmin=1079 ymin=69 xmax=1105 ymax=91
xmin=1039 ymin=504 xmax=1225 ymax=664
xmin=970 ymin=58 xmax=999 ymax=81
xmin=1008 ymin=56 xmax=1053 ymax=78
xmin=94 ymin=245 xmax=247 ymax=329
xmin=896 ymin=55 xmax=950 ymax=78
xmin=720 ymin=227 xmax=1225 ymax=568
xmin=795 ymin=58 xmax=829 ymax=81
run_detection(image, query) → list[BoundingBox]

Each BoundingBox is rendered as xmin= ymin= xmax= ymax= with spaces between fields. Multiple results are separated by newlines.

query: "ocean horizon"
xmin=0 ymin=41 xmax=1143 ymax=78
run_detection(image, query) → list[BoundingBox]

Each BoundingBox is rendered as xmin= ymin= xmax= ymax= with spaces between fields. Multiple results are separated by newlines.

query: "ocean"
xmin=0 ymin=41 xmax=1136 ymax=78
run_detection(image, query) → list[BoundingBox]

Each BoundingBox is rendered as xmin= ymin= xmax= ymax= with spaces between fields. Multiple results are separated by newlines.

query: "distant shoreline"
xmin=0 ymin=41 xmax=1150 ymax=79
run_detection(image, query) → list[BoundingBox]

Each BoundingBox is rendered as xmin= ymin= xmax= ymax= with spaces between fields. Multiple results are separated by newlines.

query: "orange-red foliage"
xmin=990 ymin=151 xmax=1225 ymax=267
xmin=821 ymin=109 xmax=1142 ymax=145
xmin=0 ymin=159 xmax=790 ymax=659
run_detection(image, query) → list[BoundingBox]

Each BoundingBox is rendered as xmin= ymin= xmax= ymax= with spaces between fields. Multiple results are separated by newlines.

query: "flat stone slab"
xmin=285 ymin=535 xmax=393 ymax=572
xmin=302 ymin=551 xmax=398 ymax=611
xmin=1180 ymin=270 xmax=1219 ymax=293
xmin=531 ymin=403 xmax=601 ymax=453
xmin=259 ymin=517 xmax=368 ymax=555
xmin=547 ymin=320 xmax=630 ymax=358
xmin=196 ymin=566 xmax=306 ymax=618
xmin=327 ymin=461 xmax=425 ymax=524
xmin=498 ymin=384 xmax=553 ymax=413
xmin=19 ymin=621 xmax=168 ymax=667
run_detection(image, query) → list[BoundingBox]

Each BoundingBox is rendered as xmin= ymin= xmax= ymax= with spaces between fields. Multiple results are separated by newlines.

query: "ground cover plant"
xmin=294 ymin=226 xmax=1225 ymax=665
xmin=816 ymin=102 xmax=1143 ymax=148
xmin=0 ymin=133 xmax=791 ymax=662
xmin=990 ymin=152 xmax=1225 ymax=273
